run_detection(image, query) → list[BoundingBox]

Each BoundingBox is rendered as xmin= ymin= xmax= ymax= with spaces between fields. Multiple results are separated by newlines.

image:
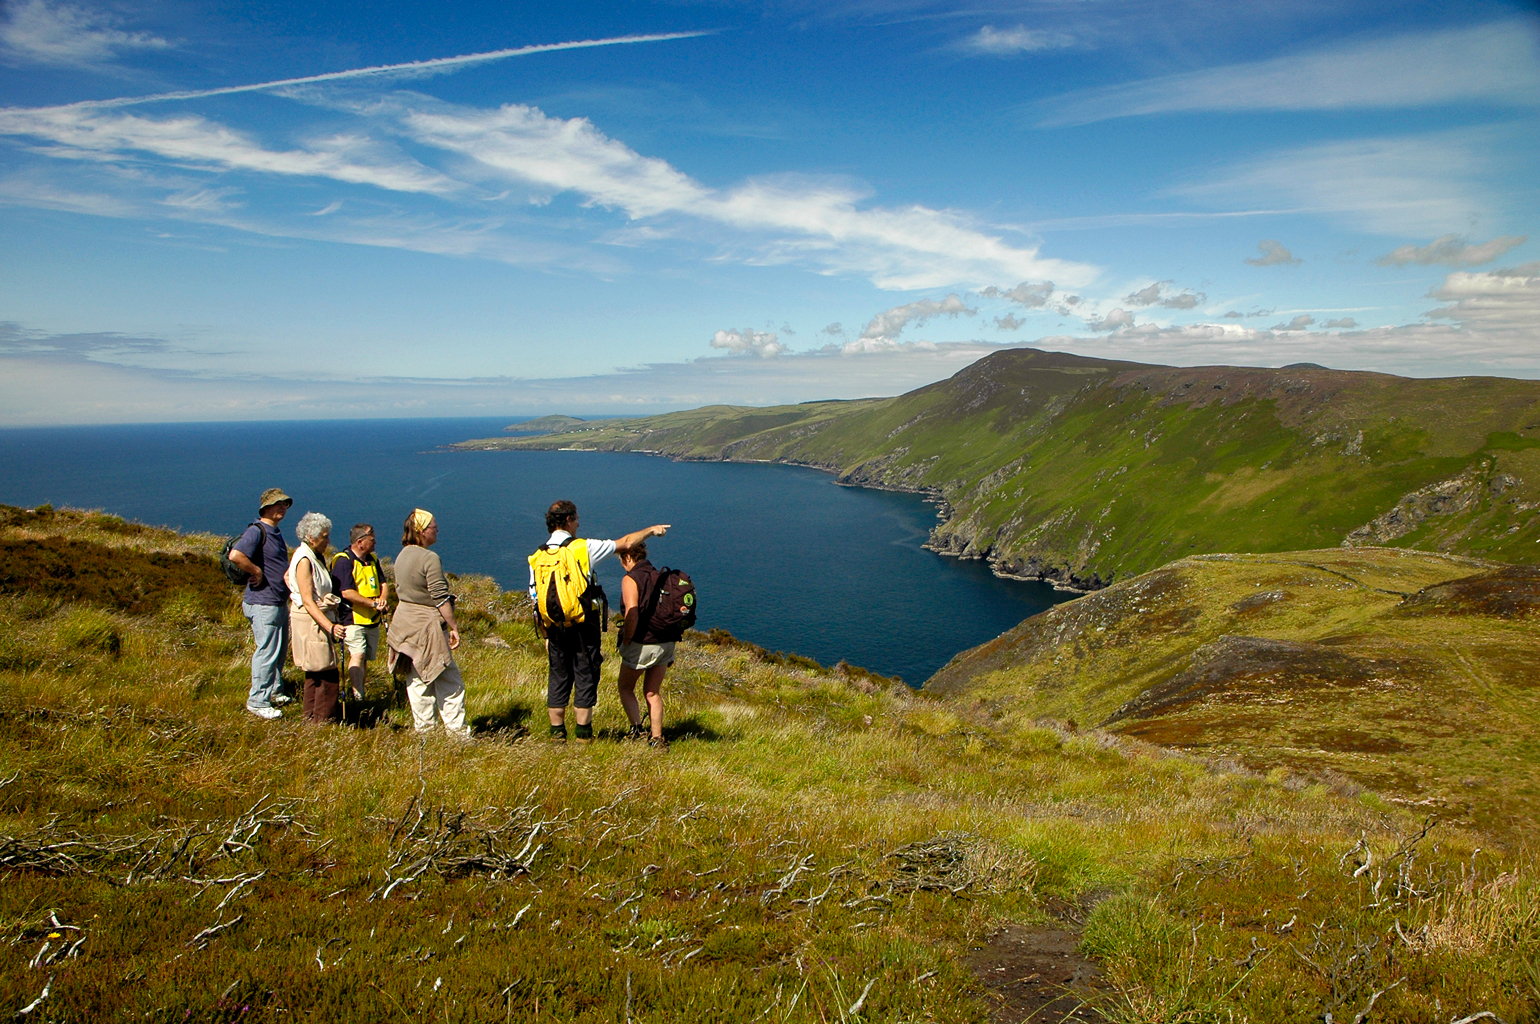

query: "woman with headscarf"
xmin=386 ymin=508 xmax=470 ymax=737
xmin=285 ymin=511 xmax=345 ymax=723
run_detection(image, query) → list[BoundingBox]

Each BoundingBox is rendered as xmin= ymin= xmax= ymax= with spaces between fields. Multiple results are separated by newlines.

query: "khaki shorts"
xmin=343 ymin=623 xmax=379 ymax=660
xmin=620 ymin=640 xmax=676 ymax=671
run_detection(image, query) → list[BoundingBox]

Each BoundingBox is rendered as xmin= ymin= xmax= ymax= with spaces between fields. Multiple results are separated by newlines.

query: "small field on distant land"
xmin=1 ymin=505 xmax=1536 ymax=1022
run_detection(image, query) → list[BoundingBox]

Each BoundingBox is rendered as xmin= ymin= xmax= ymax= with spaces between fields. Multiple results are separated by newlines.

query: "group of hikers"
xmin=225 ymin=488 xmax=686 ymax=747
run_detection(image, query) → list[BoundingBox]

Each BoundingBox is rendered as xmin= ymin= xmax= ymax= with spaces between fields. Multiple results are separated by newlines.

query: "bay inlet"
xmin=0 ymin=417 xmax=1069 ymax=683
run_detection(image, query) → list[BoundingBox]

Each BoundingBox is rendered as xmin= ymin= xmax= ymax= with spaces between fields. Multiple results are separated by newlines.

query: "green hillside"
xmin=4 ymin=507 xmax=1537 ymax=1021
xmin=926 ymin=546 xmax=1540 ymax=842
xmin=457 ymin=348 xmax=1540 ymax=588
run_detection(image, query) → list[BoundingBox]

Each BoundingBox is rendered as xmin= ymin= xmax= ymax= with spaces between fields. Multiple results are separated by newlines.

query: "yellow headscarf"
xmin=411 ymin=508 xmax=435 ymax=532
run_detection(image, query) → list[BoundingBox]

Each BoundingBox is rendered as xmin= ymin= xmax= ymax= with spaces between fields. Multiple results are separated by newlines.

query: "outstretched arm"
xmin=615 ymin=524 xmax=670 ymax=552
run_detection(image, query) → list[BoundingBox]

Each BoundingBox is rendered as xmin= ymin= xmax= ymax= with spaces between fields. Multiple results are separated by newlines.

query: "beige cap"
xmin=259 ymin=487 xmax=293 ymax=510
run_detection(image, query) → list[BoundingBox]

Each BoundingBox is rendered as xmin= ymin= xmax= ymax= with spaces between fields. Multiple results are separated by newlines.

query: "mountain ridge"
xmin=457 ymin=348 xmax=1540 ymax=588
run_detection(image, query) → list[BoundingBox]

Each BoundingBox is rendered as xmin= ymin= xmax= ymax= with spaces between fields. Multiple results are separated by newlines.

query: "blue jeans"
xmin=243 ymin=601 xmax=289 ymax=709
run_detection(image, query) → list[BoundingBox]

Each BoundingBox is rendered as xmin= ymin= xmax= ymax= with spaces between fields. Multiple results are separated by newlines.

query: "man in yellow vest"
xmin=530 ymin=500 xmax=669 ymax=743
xmin=331 ymin=523 xmax=390 ymax=701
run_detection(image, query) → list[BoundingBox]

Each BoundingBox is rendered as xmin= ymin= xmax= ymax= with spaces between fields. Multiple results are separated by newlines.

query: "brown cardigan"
xmin=387 ymin=600 xmax=453 ymax=683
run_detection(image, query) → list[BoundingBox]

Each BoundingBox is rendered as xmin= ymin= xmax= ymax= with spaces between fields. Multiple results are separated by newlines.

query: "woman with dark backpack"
xmin=616 ymin=542 xmax=694 ymax=749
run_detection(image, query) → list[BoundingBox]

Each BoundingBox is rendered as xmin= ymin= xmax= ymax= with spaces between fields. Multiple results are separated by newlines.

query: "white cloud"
xmin=1031 ymin=317 xmax=1540 ymax=379
xmin=384 ymin=94 xmax=1095 ymax=289
xmin=1374 ymin=233 xmax=1527 ymax=267
xmin=958 ymin=25 xmax=1074 ymax=56
xmin=1036 ymin=19 xmax=1540 ymax=126
xmin=1187 ymin=133 xmax=1501 ymax=237
xmin=710 ymin=327 xmax=788 ymax=358
xmin=1245 ymin=239 xmax=1300 ymax=266
xmin=1322 ymin=317 xmax=1358 ymax=329
xmin=1087 ymin=307 xmax=1135 ymax=332
xmin=1123 ymin=281 xmax=1206 ymax=308
xmin=1425 ymin=261 xmax=1540 ymax=333
xmin=853 ymin=293 xmax=976 ymax=350
xmin=0 ymin=106 xmax=459 ymax=195
xmin=1 ymin=0 xmax=169 ymax=67
xmin=980 ymin=281 xmax=1053 ymax=307
xmin=994 ymin=313 xmax=1025 ymax=331
xmin=0 ymin=89 xmax=1099 ymax=292
xmin=1272 ymin=314 xmax=1315 ymax=331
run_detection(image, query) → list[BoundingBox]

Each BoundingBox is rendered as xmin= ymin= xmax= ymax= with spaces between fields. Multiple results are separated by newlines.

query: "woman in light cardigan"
xmin=285 ymin=511 xmax=345 ymax=722
xmin=386 ymin=508 xmax=469 ymax=737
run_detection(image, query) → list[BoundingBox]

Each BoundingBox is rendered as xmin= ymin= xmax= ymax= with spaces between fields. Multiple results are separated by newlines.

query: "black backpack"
xmin=644 ymin=567 xmax=697 ymax=641
xmin=220 ymin=521 xmax=264 ymax=586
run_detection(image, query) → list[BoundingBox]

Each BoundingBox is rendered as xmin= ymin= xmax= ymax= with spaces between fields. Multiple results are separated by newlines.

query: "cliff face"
xmin=457 ymin=347 xmax=1540 ymax=587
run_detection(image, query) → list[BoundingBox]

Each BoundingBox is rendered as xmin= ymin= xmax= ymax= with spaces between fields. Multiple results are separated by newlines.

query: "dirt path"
xmin=964 ymin=922 xmax=1107 ymax=1023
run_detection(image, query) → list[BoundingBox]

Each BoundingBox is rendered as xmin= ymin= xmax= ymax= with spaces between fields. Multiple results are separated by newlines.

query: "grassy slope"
xmin=1 ymin=508 xmax=1536 ymax=1022
xmin=927 ymin=547 xmax=1540 ymax=843
xmin=457 ymin=349 xmax=1540 ymax=588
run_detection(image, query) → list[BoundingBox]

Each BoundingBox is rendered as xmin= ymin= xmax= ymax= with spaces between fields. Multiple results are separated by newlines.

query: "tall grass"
xmin=1 ymin=509 xmax=1536 ymax=1021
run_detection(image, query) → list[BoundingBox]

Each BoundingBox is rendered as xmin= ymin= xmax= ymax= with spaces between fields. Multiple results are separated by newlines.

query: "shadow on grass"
xmin=665 ymin=715 xmax=722 ymax=744
xmin=339 ymin=693 xmax=398 ymax=730
xmin=471 ymin=700 xmax=535 ymax=739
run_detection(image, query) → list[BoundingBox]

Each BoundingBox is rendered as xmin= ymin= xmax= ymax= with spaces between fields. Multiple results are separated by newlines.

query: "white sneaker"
xmin=272 ymin=694 xmax=294 ymax=706
xmin=247 ymin=704 xmax=282 ymax=720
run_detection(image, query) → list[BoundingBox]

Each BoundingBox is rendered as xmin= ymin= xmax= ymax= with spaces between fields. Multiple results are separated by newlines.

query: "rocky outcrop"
xmin=1342 ymin=463 xmax=1507 ymax=546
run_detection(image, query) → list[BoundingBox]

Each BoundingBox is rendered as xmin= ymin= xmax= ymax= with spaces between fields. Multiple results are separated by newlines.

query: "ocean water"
xmin=0 ymin=418 xmax=1070 ymax=684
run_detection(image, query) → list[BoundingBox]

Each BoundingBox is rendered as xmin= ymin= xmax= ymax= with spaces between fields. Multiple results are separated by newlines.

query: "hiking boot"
xmin=573 ymin=724 xmax=594 ymax=745
xmin=549 ymin=724 xmax=568 ymax=742
xmin=647 ymin=735 xmax=668 ymax=751
xmin=247 ymin=704 xmax=282 ymax=721
xmin=625 ymin=722 xmax=648 ymax=742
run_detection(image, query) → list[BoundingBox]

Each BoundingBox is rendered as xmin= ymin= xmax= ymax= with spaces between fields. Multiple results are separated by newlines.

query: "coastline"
xmin=453 ymin=436 xmax=1105 ymax=593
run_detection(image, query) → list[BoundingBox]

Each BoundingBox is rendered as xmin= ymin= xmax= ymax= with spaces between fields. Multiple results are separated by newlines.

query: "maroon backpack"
xmin=642 ymin=567 xmax=697 ymax=642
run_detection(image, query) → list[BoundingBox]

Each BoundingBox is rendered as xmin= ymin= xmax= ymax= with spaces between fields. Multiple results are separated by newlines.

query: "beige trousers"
xmin=404 ymin=660 xmax=469 ymax=737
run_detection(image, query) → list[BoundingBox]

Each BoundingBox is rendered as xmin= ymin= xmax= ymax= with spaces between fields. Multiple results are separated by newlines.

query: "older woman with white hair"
xmin=285 ymin=511 xmax=345 ymax=723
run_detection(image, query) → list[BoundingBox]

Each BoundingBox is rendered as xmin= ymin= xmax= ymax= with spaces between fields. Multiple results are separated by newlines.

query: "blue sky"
xmin=1 ymin=0 xmax=1537 ymax=423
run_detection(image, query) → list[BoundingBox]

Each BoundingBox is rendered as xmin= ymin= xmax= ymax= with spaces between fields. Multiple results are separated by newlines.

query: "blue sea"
xmin=0 ymin=418 xmax=1069 ymax=684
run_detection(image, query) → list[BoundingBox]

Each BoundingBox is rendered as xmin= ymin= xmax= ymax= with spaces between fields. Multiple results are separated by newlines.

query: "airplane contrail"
xmin=51 ymin=31 xmax=714 ymax=111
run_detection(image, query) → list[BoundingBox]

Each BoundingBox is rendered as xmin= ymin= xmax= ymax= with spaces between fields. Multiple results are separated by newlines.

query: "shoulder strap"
xmin=638 ymin=565 xmax=667 ymax=630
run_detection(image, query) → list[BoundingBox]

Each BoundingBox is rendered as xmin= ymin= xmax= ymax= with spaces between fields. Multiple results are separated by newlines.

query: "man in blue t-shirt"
xmin=226 ymin=487 xmax=293 ymax=719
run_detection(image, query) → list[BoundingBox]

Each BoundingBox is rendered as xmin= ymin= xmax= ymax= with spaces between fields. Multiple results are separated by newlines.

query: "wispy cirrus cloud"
xmin=1179 ymin=132 xmax=1508 ymax=236
xmin=0 ymin=316 xmax=1028 ymax=425
xmin=1035 ymin=19 xmax=1540 ymax=126
xmin=0 ymin=105 xmax=459 ymax=195
xmin=0 ymin=83 xmax=1098 ymax=291
xmin=1 ymin=0 xmax=170 ymax=68
xmin=956 ymin=25 xmax=1074 ymax=56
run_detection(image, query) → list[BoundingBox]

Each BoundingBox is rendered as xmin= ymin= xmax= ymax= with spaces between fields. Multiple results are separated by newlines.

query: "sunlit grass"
xmin=1 ymin=507 xmax=1536 ymax=1021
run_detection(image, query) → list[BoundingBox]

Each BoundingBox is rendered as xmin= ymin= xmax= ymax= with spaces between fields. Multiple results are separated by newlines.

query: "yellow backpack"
xmin=528 ymin=538 xmax=606 ymax=630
